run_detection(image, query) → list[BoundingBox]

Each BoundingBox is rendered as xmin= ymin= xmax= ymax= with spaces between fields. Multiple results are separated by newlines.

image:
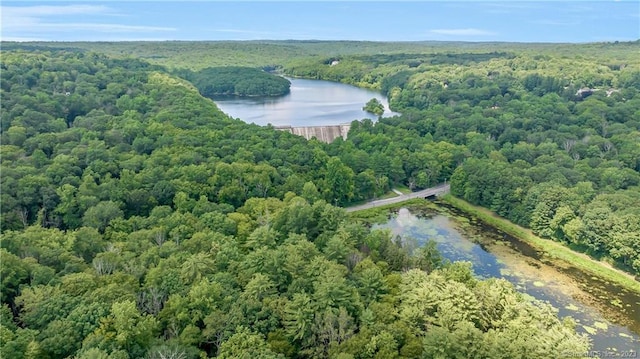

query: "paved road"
xmin=345 ymin=183 xmax=451 ymax=212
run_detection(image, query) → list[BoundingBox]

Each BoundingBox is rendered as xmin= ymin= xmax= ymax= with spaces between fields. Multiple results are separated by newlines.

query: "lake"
xmin=374 ymin=206 xmax=640 ymax=353
xmin=210 ymin=77 xmax=398 ymax=127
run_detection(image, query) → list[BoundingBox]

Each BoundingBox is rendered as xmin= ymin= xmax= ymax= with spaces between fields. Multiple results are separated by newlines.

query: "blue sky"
xmin=2 ymin=1 xmax=639 ymax=43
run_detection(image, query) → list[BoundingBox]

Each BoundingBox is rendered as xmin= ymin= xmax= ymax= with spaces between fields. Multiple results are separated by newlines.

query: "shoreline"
xmin=439 ymin=194 xmax=640 ymax=294
xmin=347 ymin=194 xmax=640 ymax=294
xmin=349 ymin=195 xmax=640 ymax=346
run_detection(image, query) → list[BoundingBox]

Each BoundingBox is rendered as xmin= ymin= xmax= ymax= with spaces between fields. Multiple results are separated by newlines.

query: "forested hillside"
xmin=1 ymin=41 xmax=638 ymax=358
xmin=175 ymin=67 xmax=291 ymax=97
xmin=0 ymin=50 xmax=362 ymax=232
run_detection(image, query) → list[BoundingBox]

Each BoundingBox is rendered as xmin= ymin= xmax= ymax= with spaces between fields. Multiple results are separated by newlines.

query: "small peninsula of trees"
xmin=177 ymin=66 xmax=291 ymax=97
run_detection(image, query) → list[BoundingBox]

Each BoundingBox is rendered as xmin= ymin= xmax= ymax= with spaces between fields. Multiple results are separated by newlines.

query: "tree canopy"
xmin=363 ymin=98 xmax=384 ymax=116
xmin=176 ymin=66 xmax=291 ymax=97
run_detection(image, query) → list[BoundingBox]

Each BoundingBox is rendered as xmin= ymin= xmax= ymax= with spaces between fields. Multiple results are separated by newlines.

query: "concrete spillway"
xmin=275 ymin=123 xmax=351 ymax=143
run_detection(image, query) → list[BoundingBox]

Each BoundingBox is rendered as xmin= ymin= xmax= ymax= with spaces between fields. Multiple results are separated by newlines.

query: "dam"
xmin=275 ymin=123 xmax=351 ymax=143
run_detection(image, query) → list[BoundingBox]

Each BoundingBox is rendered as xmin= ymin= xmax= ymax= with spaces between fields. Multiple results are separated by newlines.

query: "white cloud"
xmin=1 ymin=4 xmax=175 ymax=41
xmin=211 ymin=29 xmax=270 ymax=34
xmin=2 ymin=4 xmax=112 ymax=17
xmin=1 ymin=36 xmax=47 ymax=42
xmin=429 ymin=28 xmax=496 ymax=36
xmin=1 ymin=4 xmax=112 ymax=28
xmin=530 ymin=19 xmax=580 ymax=26
xmin=205 ymin=28 xmax=316 ymax=40
xmin=25 ymin=23 xmax=175 ymax=33
xmin=482 ymin=3 xmax=540 ymax=14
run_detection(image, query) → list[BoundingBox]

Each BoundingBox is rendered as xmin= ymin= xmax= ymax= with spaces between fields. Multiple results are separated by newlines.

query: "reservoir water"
xmin=211 ymin=77 xmax=397 ymax=127
xmin=375 ymin=207 xmax=640 ymax=353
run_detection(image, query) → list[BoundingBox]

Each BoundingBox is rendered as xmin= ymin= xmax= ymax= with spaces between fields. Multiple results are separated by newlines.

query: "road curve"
xmin=345 ymin=183 xmax=451 ymax=213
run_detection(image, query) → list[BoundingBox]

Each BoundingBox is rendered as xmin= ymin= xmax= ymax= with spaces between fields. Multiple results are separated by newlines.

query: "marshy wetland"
xmin=368 ymin=202 xmax=640 ymax=352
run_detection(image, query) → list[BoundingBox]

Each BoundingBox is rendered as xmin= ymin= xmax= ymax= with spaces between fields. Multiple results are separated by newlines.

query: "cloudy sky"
xmin=1 ymin=1 xmax=638 ymax=42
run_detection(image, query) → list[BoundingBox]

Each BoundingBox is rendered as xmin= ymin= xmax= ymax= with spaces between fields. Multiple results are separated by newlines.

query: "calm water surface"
xmin=211 ymin=77 xmax=398 ymax=126
xmin=375 ymin=208 xmax=640 ymax=353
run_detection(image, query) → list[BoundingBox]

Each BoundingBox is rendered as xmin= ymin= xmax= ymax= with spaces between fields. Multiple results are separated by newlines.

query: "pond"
xmin=210 ymin=77 xmax=398 ymax=127
xmin=374 ymin=206 xmax=640 ymax=352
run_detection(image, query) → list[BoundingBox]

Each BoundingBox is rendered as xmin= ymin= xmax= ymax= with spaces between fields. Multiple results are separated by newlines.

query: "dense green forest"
xmin=1 ymin=40 xmax=639 ymax=358
xmin=282 ymin=45 xmax=640 ymax=275
xmin=175 ymin=67 xmax=291 ymax=97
